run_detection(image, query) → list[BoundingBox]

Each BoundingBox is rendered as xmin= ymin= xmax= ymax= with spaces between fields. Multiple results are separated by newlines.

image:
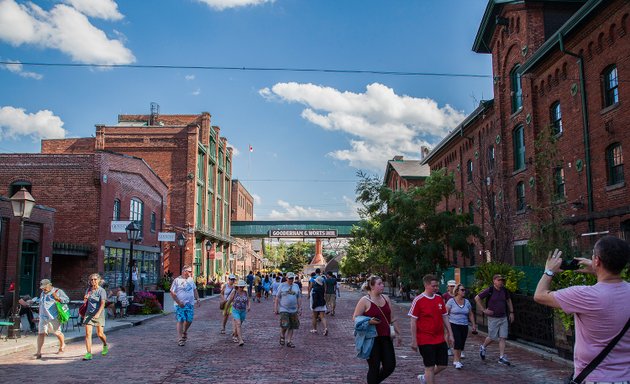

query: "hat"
xmin=447 ymin=280 xmax=457 ymax=286
xmin=493 ymin=274 xmax=506 ymax=281
xmin=286 ymin=272 xmax=296 ymax=279
xmin=315 ymin=276 xmax=324 ymax=285
xmin=228 ymin=274 xmax=236 ymax=280
xmin=236 ymin=280 xmax=247 ymax=287
xmin=40 ymin=279 xmax=52 ymax=288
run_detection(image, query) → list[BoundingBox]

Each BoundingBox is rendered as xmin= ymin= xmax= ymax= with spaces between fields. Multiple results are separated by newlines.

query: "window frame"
xmin=516 ymin=181 xmax=526 ymax=211
xmin=512 ymin=125 xmax=526 ymax=171
xmin=466 ymin=159 xmax=473 ymax=183
xmin=130 ymin=198 xmax=144 ymax=232
xmin=554 ymin=167 xmax=566 ymax=200
xmin=511 ymin=65 xmax=523 ymax=113
xmin=603 ymin=65 xmax=619 ymax=108
xmin=113 ymin=199 xmax=121 ymax=220
xmin=487 ymin=145 xmax=495 ymax=172
xmin=550 ymin=101 xmax=563 ymax=135
xmin=606 ymin=143 xmax=624 ymax=185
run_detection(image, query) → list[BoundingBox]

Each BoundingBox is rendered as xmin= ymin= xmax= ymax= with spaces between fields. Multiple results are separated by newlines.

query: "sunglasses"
xmin=184 ymin=270 xmax=192 ymax=273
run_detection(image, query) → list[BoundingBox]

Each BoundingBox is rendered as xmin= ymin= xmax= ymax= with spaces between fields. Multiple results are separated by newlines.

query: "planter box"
xmin=197 ymin=288 xmax=206 ymax=298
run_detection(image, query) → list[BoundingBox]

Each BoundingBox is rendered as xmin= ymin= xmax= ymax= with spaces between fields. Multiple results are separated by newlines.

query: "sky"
xmin=0 ymin=0 xmax=494 ymax=220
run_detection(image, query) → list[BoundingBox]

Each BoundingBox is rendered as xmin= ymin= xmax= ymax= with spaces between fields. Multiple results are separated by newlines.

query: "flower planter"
xmin=197 ymin=288 xmax=206 ymax=298
xmin=206 ymin=288 xmax=213 ymax=296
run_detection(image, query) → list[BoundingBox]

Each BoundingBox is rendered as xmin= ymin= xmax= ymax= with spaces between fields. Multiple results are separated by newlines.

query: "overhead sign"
xmin=111 ymin=220 xmax=131 ymax=233
xmin=268 ymin=229 xmax=338 ymax=238
xmin=158 ymin=232 xmax=176 ymax=242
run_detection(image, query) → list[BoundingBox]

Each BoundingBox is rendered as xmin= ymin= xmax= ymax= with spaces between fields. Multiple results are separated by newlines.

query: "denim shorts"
xmin=232 ymin=309 xmax=247 ymax=322
xmin=175 ymin=303 xmax=194 ymax=323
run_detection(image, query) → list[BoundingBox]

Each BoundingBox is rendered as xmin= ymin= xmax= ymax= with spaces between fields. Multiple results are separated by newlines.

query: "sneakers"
xmin=498 ymin=355 xmax=511 ymax=366
xmin=83 ymin=353 xmax=93 ymax=361
xmin=461 ymin=351 xmax=466 ymax=359
xmin=102 ymin=345 xmax=108 ymax=356
xmin=479 ymin=345 xmax=486 ymax=360
xmin=447 ymin=348 xmax=453 ymax=356
xmin=417 ymin=374 xmax=427 ymax=384
xmin=454 ymin=361 xmax=463 ymax=369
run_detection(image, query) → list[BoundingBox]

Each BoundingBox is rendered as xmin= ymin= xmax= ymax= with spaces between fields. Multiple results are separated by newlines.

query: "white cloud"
xmin=64 ymin=0 xmax=123 ymax=21
xmin=0 ymin=59 xmax=43 ymax=79
xmin=251 ymin=193 xmax=262 ymax=206
xmin=227 ymin=142 xmax=240 ymax=157
xmin=268 ymin=199 xmax=349 ymax=220
xmin=0 ymin=106 xmax=66 ymax=140
xmin=185 ymin=74 xmax=195 ymax=81
xmin=260 ymin=82 xmax=466 ymax=171
xmin=196 ymin=0 xmax=274 ymax=11
xmin=0 ymin=0 xmax=134 ymax=65
xmin=192 ymin=88 xmax=201 ymax=96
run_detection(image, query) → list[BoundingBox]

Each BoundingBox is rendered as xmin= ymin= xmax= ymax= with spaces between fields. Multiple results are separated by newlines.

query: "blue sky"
xmin=0 ymin=0 xmax=493 ymax=220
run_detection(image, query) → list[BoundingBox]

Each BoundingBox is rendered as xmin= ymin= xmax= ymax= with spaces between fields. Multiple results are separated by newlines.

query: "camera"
xmin=561 ymin=259 xmax=580 ymax=270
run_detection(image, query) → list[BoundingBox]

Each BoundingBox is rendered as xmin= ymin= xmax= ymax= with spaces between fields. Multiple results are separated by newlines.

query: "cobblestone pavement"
xmin=0 ymin=286 xmax=572 ymax=383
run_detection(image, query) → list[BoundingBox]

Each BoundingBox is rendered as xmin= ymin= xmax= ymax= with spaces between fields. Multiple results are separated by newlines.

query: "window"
xmin=603 ymin=65 xmax=619 ymax=107
xmin=197 ymin=152 xmax=205 ymax=181
xmin=511 ymin=65 xmax=523 ymax=113
xmin=487 ymin=145 xmax=495 ymax=172
xmin=468 ymin=201 xmax=474 ymax=224
xmin=130 ymin=198 xmax=144 ymax=232
xmin=196 ymin=186 xmax=203 ymax=227
xmin=550 ymin=102 xmax=563 ymax=135
xmin=513 ymin=125 xmax=525 ymax=171
xmin=606 ymin=143 xmax=624 ymax=185
xmin=150 ymin=212 xmax=156 ymax=232
xmin=467 ymin=160 xmax=473 ymax=183
xmin=516 ymin=181 xmax=526 ymax=211
xmin=9 ymin=181 xmax=32 ymax=196
xmin=113 ymin=199 xmax=121 ymax=220
xmin=554 ymin=167 xmax=565 ymax=199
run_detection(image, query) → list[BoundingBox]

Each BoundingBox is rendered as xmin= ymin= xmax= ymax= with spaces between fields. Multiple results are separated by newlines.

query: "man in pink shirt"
xmin=534 ymin=236 xmax=630 ymax=383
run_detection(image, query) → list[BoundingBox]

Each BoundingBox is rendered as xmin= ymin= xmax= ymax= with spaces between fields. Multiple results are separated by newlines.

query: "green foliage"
xmin=279 ymin=242 xmax=313 ymax=273
xmin=472 ymin=262 xmax=525 ymax=295
xmin=157 ymin=276 xmax=171 ymax=291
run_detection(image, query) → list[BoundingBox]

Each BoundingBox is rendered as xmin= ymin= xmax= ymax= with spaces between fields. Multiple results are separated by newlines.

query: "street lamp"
xmin=126 ymin=221 xmax=142 ymax=296
xmin=177 ymin=233 xmax=186 ymax=273
xmin=9 ymin=187 xmax=36 ymax=339
xmin=205 ymin=241 xmax=212 ymax=277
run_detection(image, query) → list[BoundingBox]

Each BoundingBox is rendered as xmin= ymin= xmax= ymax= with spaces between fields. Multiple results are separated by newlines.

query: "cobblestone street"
xmin=0 ymin=285 xmax=572 ymax=383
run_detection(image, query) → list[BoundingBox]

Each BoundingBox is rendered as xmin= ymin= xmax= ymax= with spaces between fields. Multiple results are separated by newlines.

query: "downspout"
xmin=559 ymin=33 xmax=595 ymax=232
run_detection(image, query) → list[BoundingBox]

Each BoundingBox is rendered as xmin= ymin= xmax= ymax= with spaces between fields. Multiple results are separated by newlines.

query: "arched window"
xmin=113 ymin=199 xmax=121 ymax=220
xmin=603 ymin=65 xmax=619 ymax=107
xmin=467 ymin=159 xmax=473 ymax=183
xmin=606 ymin=143 xmax=624 ymax=185
xmin=516 ymin=182 xmax=526 ymax=211
xmin=130 ymin=198 xmax=144 ymax=231
xmin=513 ymin=125 xmax=525 ymax=171
xmin=554 ymin=167 xmax=565 ymax=199
xmin=550 ymin=101 xmax=562 ymax=135
xmin=468 ymin=201 xmax=475 ymax=224
xmin=511 ymin=65 xmax=523 ymax=112
xmin=487 ymin=145 xmax=495 ymax=172
xmin=10 ymin=181 xmax=32 ymax=196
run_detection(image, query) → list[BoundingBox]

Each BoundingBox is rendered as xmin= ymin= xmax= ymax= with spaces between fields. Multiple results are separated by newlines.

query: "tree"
xmin=279 ymin=242 xmax=313 ymax=273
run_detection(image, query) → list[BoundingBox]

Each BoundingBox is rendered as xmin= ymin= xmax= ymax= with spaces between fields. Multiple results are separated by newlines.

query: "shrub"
xmin=128 ymin=291 xmax=162 ymax=315
xmin=472 ymin=262 xmax=525 ymax=295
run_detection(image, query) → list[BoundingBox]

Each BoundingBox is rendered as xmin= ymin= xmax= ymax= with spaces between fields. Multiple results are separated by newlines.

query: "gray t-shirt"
xmin=86 ymin=287 xmax=107 ymax=316
xmin=446 ymin=298 xmax=472 ymax=325
xmin=277 ymin=282 xmax=301 ymax=313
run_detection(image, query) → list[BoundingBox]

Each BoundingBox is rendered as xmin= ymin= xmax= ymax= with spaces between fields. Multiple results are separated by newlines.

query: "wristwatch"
xmin=543 ymin=269 xmax=554 ymax=277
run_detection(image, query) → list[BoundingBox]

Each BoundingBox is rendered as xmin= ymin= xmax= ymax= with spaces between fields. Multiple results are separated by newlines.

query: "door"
xmin=20 ymin=240 xmax=39 ymax=297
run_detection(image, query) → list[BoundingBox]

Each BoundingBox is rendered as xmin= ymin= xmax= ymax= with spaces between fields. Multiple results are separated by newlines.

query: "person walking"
xmin=246 ymin=271 xmax=254 ymax=297
xmin=352 ymin=275 xmax=401 ymax=384
xmin=534 ymin=236 xmax=630 ymax=383
xmin=310 ymin=276 xmax=328 ymax=335
xmin=474 ymin=274 xmax=514 ymax=365
xmin=409 ymin=274 xmax=454 ymax=384
xmin=274 ymin=272 xmax=302 ymax=348
xmin=220 ymin=274 xmax=236 ymax=335
xmin=254 ymin=272 xmax=262 ymax=303
xmin=226 ymin=280 xmax=250 ymax=346
xmin=82 ymin=273 xmax=108 ymax=361
xmin=270 ymin=275 xmax=282 ymax=301
xmin=34 ymin=279 xmax=69 ymax=359
xmin=170 ymin=265 xmax=200 ymax=346
xmin=324 ymin=271 xmax=339 ymax=316
xmin=446 ymin=284 xmax=477 ymax=369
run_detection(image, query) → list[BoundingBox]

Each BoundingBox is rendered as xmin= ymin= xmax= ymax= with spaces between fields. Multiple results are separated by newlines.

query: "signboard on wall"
xmin=268 ymin=229 xmax=338 ymax=238
xmin=111 ymin=220 xmax=131 ymax=233
xmin=158 ymin=232 xmax=176 ymax=242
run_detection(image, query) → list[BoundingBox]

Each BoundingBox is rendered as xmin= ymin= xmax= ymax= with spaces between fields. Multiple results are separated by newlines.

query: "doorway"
xmin=19 ymin=240 xmax=39 ymax=297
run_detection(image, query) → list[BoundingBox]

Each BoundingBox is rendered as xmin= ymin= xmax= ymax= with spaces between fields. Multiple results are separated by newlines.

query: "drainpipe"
xmin=559 ymin=33 xmax=595 ymax=232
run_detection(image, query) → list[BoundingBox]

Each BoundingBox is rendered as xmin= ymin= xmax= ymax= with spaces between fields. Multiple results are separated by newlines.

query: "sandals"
xmin=238 ymin=341 xmax=244 ymax=346
xmin=182 ymin=332 xmax=187 ymax=341
xmin=232 ymin=336 xmax=239 ymax=343
xmin=279 ymin=336 xmax=285 ymax=346
xmin=178 ymin=338 xmax=186 ymax=346
xmin=58 ymin=344 xmax=66 ymax=353
xmin=309 ymin=329 xmax=318 ymax=334
xmin=323 ymin=328 xmax=329 ymax=336
xmin=286 ymin=341 xmax=295 ymax=348
xmin=220 ymin=329 xmax=226 ymax=334
xmin=35 ymin=353 xmax=42 ymax=359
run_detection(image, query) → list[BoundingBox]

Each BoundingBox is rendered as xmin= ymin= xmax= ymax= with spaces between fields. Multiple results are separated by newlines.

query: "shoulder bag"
xmin=565 ymin=317 xmax=630 ymax=384
xmin=365 ymin=295 xmax=395 ymax=339
xmin=55 ymin=289 xmax=70 ymax=323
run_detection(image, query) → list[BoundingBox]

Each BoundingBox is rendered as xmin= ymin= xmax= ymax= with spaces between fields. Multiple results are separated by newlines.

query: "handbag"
xmin=365 ymin=295 xmax=396 ymax=339
xmin=56 ymin=301 xmax=70 ymax=323
xmin=219 ymin=301 xmax=226 ymax=310
xmin=78 ymin=302 xmax=88 ymax=317
xmin=565 ymin=317 xmax=630 ymax=384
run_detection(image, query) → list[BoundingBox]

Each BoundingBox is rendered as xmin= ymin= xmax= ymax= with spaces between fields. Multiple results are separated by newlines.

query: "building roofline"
xmin=422 ymin=99 xmax=494 ymax=165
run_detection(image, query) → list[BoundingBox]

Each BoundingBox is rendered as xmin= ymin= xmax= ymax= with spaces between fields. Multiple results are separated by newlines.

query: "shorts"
xmin=279 ymin=312 xmax=300 ymax=330
xmin=418 ymin=342 xmax=448 ymax=367
xmin=38 ymin=317 xmax=61 ymax=334
xmin=450 ymin=323 xmax=469 ymax=350
xmin=325 ymin=294 xmax=336 ymax=307
xmin=175 ymin=303 xmax=194 ymax=323
xmin=232 ymin=308 xmax=247 ymax=322
xmin=487 ymin=316 xmax=508 ymax=340
xmin=85 ymin=313 xmax=105 ymax=327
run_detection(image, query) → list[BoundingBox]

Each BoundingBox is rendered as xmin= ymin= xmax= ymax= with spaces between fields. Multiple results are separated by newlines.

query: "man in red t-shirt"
xmin=408 ymin=274 xmax=454 ymax=384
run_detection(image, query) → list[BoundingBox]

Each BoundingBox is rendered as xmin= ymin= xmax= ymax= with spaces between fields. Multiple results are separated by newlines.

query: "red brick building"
xmin=384 ymin=155 xmax=430 ymax=192
xmin=230 ymin=180 xmax=261 ymax=277
xmin=42 ymin=110 xmax=235 ymax=279
xmin=0 ymin=152 xmax=167 ymax=297
xmin=423 ymin=0 xmax=630 ymax=265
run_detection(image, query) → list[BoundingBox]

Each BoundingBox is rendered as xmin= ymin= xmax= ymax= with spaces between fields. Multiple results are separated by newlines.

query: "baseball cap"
xmin=286 ymin=272 xmax=296 ymax=279
xmin=40 ymin=279 xmax=52 ymax=288
xmin=493 ymin=274 xmax=506 ymax=281
xmin=447 ymin=280 xmax=457 ymax=286
xmin=229 ymin=274 xmax=236 ymax=280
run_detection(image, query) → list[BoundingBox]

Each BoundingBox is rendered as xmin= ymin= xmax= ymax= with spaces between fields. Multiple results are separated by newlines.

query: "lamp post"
xmin=126 ymin=221 xmax=142 ymax=296
xmin=205 ymin=241 xmax=212 ymax=277
xmin=177 ymin=233 xmax=186 ymax=273
xmin=9 ymin=187 xmax=36 ymax=339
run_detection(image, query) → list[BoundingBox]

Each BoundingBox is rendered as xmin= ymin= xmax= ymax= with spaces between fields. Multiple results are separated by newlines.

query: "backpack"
xmin=485 ymin=285 xmax=511 ymax=313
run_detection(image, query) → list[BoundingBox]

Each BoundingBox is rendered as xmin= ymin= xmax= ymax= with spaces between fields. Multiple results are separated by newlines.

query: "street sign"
xmin=158 ymin=232 xmax=176 ymax=242
xmin=111 ymin=220 xmax=131 ymax=233
xmin=268 ymin=229 xmax=337 ymax=238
